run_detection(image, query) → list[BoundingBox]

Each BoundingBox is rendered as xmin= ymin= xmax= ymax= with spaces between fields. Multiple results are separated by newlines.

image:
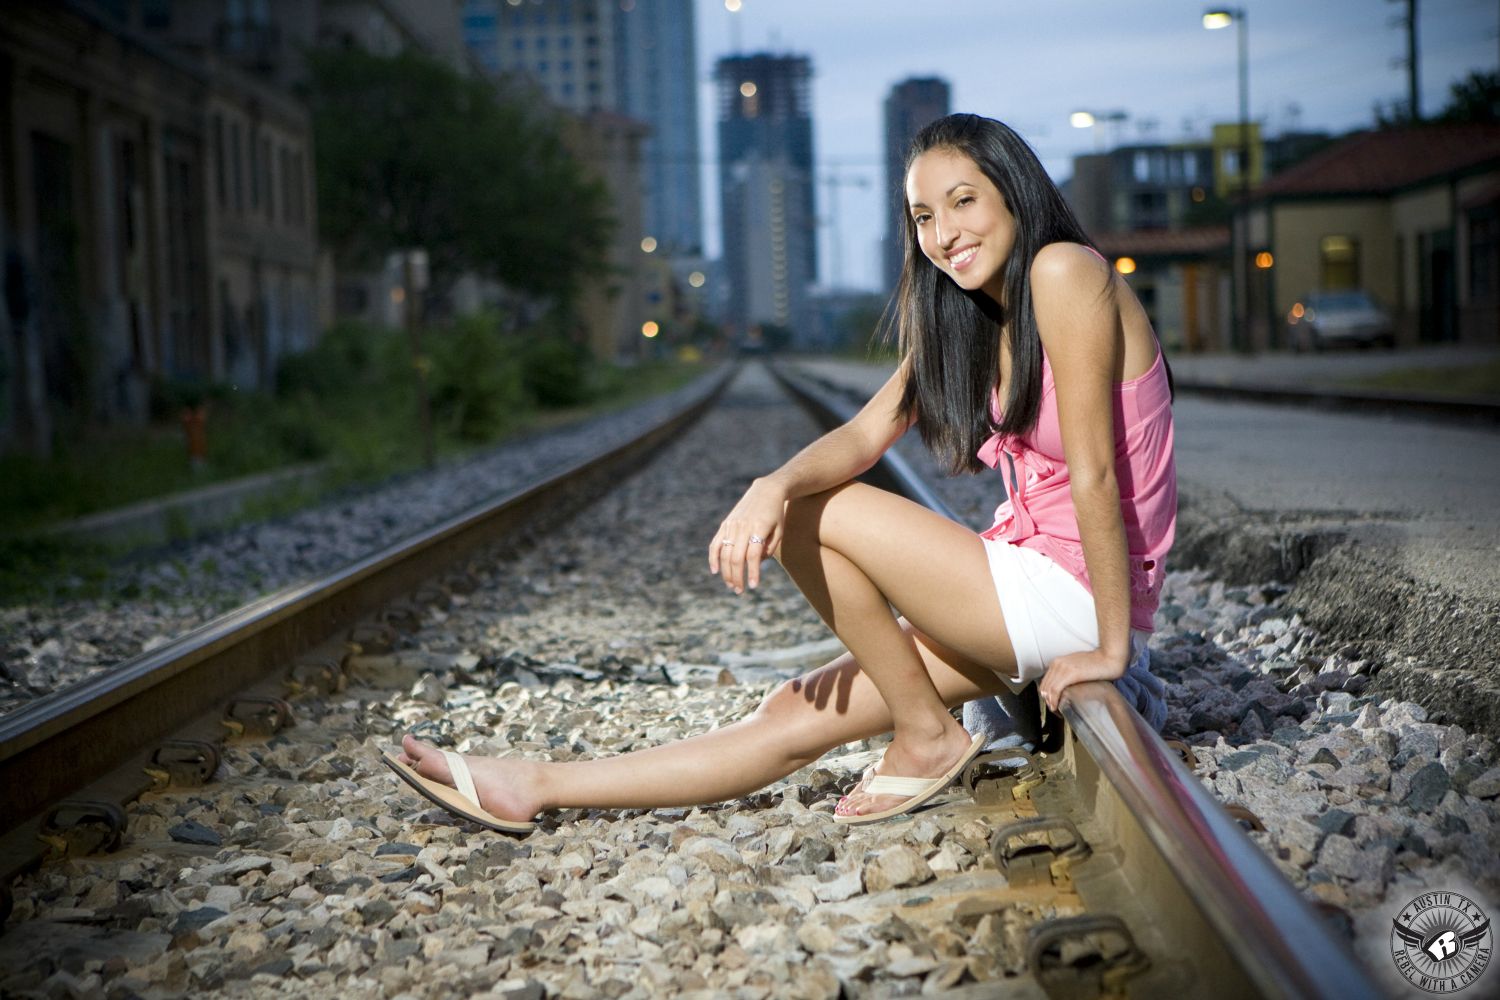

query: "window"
xmin=213 ymin=114 xmax=227 ymax=208
xmin=513 ymin=37 xmax=525 ymax=50
xmin=1320 ymin=235 xmax=1359 ymax=290
xmin=261 ymin=136 xmax=272 ymax=220
xmin=1133 ymin=152 xmax=1149 ymax=183
xmin=1469 ymin=207 xmax=1498 ymax=303
xmin=248 ymin=128 xmax=259 ymax=210
xmin=230 ymin=121 xmax=244 ymax=213
xmin=536 ymin=37 xmax=547 ymax=50
xmin=280 ymin=145 xmax=291 ymax=224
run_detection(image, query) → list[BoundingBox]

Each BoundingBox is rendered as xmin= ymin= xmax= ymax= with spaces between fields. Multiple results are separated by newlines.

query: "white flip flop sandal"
xmin=833 ymin=732 xmax=986 ymax=825
xmin=381 ymin=750 xmax=535 ymax=835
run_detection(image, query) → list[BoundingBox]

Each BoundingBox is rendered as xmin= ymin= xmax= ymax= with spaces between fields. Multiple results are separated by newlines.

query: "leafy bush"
xmin=521 ymin=335 xmax=591 ymax=408
xmin=428 ymin=314 xmax=527 ymax=441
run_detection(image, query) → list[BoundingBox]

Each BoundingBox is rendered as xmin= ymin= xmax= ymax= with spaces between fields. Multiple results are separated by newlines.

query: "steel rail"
xmin=771 ymin=361 xmax=1382 ymax=999
xmin=0 ymin=365 xmax=734 ymax=880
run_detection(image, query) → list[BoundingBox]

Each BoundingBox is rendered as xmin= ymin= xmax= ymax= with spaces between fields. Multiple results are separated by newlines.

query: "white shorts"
xmin=980 ymin=537 xmax=1148 ymax=691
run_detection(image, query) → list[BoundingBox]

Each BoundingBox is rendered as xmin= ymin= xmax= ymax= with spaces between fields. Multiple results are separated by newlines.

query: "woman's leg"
xmin=398 ymin=621 xmax=1009 ymax=822
xmin=775 ymin=482 xmax=1019 ymax=815
xmin=399 ymin=481 xmax=1018 ymax=821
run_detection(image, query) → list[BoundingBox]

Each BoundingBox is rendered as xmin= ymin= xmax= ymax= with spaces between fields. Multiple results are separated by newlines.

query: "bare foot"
xmin=833 ymin=723 xmax=975 ymax=818
xmin=398 ymin=735 xmax=544 ymax=823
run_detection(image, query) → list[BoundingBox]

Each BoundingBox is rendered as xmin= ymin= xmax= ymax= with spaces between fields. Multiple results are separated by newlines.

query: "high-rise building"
xmin=716 ymin=53 xmax=816 ymax=343
xmin=462 ymin=0 xmax=618 ymax=114
xmin=461 ymin=0 xmax=704 ymax=355
xmin=882 ymin=77 xmax=949 ymax=292
xmin=613 ymin=0 xmax=701 ymax=255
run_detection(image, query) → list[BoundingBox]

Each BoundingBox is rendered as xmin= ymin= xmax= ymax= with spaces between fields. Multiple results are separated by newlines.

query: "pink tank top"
xmin=976 ymin=345 xmax=1177 ymax=632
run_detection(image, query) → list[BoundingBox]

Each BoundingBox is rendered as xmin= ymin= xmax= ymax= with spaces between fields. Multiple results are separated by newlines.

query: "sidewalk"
xmin=1167 ymin=345 xmax=1500 ymax=395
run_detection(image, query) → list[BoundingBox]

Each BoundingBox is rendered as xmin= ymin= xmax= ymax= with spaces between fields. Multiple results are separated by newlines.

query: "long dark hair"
xmin=889 ymin=114 xmax=1097 ymax=475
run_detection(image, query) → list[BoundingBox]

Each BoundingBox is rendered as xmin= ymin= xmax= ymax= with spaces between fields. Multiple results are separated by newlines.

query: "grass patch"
xmin=1338 ymin=361 xmax=1500 ymax=397
xmin=1 ymin=315 xmax=707 ymax=600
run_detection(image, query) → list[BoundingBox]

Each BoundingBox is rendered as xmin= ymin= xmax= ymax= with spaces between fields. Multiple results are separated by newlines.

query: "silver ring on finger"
xmin=749 ymin=534 xmax=765 ymax=545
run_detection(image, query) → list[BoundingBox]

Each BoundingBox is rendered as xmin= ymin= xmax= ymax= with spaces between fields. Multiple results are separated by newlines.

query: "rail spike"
xmin=1027 ymin=913 xmax=1151 ymax=999
xmin=991 ymin=816 xmax=1091 ymax=889
xmin=145 ymin=739 xmax=221 ymax=789
xmin=223 ymin=697 xmax=294 ymax=739
xmin=37 ymin=800 xmax=128 ymax=859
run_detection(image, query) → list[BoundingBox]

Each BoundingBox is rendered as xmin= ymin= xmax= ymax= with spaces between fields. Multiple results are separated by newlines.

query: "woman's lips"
xmin=948 ymin=245 xmax=978 ymax=272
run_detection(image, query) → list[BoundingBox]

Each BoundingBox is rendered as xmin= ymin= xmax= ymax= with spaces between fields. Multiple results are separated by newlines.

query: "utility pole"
xmin=1391 ymin=0 xmax=1421 ymax=120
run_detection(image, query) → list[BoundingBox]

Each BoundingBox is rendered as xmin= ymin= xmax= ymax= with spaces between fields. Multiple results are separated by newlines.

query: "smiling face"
xmin=905 ymin=148 xmax=1016 ymax=302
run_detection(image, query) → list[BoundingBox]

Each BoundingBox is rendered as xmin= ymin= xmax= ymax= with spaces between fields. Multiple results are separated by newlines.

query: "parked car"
xmin=1286 ymin=290 xmax=1396 ymax=352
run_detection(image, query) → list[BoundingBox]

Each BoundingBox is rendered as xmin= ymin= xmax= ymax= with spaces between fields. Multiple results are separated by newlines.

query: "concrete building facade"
xmin=882 ymin=77 xmax=949 ymax=294
xmin=716 ymin=53 xmax=816 ymax=344
xmin=1 ymin=0 xmax=318 ymax=453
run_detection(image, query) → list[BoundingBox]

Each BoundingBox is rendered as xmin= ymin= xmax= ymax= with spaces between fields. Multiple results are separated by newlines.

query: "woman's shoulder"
xmin=1029 ymin=241 xmax=1111 ymax=289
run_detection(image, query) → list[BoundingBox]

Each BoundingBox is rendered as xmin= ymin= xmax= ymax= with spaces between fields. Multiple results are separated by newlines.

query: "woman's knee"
xmin=748 ymin=678 xmax=836 ymax=764
xmin=780 ymin=483 xmax=858 ymax=555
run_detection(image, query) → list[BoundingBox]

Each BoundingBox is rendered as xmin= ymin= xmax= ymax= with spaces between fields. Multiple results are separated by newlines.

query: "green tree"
xmin=1437 ymin=70 xmax=1500 ymax=124
xmin=306 ymin=48 xmax=612 ymax=302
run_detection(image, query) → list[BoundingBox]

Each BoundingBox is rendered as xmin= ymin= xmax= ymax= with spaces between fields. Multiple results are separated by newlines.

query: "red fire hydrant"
xmin=181 ymin=404 xmax=208 ymax=469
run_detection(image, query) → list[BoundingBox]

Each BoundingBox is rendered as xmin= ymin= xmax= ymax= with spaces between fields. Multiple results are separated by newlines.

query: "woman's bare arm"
xmin=710 ymin=360 xmax=915 ymax=592
xmin=1029 ymin=244 xmax=1134 ymax=709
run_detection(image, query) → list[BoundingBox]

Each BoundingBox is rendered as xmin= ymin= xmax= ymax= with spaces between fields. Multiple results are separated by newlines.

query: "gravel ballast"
xmin=2 ymin=362 xmax=1496 ymax=997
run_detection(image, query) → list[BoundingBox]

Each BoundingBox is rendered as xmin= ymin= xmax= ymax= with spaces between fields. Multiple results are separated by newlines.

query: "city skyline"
xmin=693 ymin=0 xmax=1498 ymax=294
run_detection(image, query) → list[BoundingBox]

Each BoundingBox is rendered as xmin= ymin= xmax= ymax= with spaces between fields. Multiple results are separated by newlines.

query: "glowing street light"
xmin=1203 ymin=6 xmax=1251 ymax=351
xmin=1114 ymin=257 xmax=1137 ymax=276
xmin=1070 ymin=109 xmax=1127 ymax=150
xmin=740 ymin=81 xmax=757 ymax=98
xmin=725 ymin=0 xmax=742 ymax=10
xmin=640 ymin=236 xmax=657 ymax=253
xmin=688 ymin=271 xmax=706 ymax=288
xmin=641 ymin=321 xmax=660 ymax=338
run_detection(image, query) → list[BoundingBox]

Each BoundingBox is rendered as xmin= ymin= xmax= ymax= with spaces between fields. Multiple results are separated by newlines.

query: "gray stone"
xmin=1465 ymin=766 xmax=1500 ymax=800
xmin=862 ymin=846 xmax=933 ymax=893
xmin=169 ymin=821 xmax=222 ymax=847
xmin=1308 ymin=748 xmax=1341 ymax=769
xmin=1318 ymin=834 xmax=1393 ymax=885
xmin=1403 ymin=763 xmax=1451 ymax=813
xmin=1315 ymin=809 xmax=1356 ymax=838
xmin=813 ymin=869 xmax=863 ymax=903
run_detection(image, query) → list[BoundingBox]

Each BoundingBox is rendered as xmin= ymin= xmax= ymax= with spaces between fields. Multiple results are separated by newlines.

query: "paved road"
xmin=794 ymin=358 xmax=1500 ymax=601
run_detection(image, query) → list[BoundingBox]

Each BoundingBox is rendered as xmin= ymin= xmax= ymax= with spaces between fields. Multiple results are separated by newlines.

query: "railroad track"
xmin=0 ymin=368 xmax=732 ymax=892
xmin=0 ymin=361 xmax=1381 ymax=997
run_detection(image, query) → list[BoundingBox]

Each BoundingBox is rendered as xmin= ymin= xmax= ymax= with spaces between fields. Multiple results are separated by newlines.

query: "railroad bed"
xmin=0 ymin=362 xmax=1493 ymax=997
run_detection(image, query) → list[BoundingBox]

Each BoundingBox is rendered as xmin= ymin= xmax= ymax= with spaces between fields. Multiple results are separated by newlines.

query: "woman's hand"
xmin=1037 ymin=647 xmax=1129 ymax=713
xmin=709 ymin=477 xmax=787 ymax=594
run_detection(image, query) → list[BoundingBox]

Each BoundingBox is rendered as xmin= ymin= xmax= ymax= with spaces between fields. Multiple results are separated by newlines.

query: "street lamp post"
xmin=1204 ymin=7 xmax=1250 ymax=352
xmin=1069 ymin=109 xmax=1128 ymax=151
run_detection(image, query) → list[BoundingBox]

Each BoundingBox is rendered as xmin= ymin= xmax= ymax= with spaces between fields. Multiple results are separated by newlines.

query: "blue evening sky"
xmin=691 ymin=0 xmax=1498 ymax=292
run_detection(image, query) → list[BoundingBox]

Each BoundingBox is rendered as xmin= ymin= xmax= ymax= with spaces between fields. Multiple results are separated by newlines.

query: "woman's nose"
xmin=935 ymin=213 xmax=958 ymax=248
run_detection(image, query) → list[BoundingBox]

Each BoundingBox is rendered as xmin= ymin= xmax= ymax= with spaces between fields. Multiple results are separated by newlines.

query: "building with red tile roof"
xmin=1240 ymin=124 xmax=1500 ymax=348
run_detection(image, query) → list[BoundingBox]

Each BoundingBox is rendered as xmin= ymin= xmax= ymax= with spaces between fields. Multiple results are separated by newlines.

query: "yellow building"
xmin=1240 ymin=124 xmax=1500 ymax=349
